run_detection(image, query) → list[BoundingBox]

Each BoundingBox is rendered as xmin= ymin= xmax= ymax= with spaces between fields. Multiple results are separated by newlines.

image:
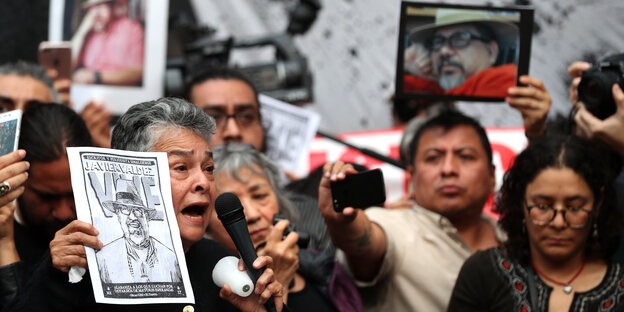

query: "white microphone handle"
xmin=212 ymin=256 xmax=254 ymax=297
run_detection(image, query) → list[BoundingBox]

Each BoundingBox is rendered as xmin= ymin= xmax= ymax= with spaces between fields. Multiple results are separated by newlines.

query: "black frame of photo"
xmin=395 ymin=1 xmax=534 ymax=103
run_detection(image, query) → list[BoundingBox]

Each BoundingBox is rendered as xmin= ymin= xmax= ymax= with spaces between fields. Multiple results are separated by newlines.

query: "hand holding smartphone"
xmin=330 ymin=168 xmax=386 ymax=212
xmin=0 ymin=110 xmax=22 ymax=156
xmin=38 ymin=41 xmax=72 ymax=80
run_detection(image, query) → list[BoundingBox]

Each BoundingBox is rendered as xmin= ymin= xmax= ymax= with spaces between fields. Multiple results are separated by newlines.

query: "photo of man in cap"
xmin=95 ymin=178 xmax=182 ymax=284
xmin=403 ymin=8 xmax=519 ymax=98
xmin=71 ymin=0 xmax=144 ymax=86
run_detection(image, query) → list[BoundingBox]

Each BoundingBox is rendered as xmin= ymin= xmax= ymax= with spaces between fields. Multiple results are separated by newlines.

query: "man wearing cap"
xmin=96 ymin=178 xmax=181 ymax=283
xmin=404 ymin=9 xmax=518 ymax=98
xmin=72 ymin=0 xmax=144 ymax=86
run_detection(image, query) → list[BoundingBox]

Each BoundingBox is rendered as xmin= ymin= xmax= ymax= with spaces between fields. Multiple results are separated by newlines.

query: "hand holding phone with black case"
xmin=330 ymin=168 xmax=386 ymax=212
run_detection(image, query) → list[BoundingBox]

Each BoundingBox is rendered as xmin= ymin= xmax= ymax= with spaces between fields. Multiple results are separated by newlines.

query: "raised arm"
xmin=568 ymin=62 xmax=624 ymax=157
xmin=506 ymin=75 xmax=552 ymax=138
xmin=317 ymin=161 xmax=387 ymax=281
xmin=219 ymin=255 xmax=285 ymax=312
xmin=0 ymin=150 xmax=30 ymax=266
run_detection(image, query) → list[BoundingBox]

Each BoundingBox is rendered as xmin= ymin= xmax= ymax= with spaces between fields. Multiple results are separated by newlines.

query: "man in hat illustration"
xmin=95 ymin=178 xmax=181 ymax=284
xmin=72 ymin=0 xmax=144 ymax=86
xmin=403 ymin=8 xmax=519 ymax=97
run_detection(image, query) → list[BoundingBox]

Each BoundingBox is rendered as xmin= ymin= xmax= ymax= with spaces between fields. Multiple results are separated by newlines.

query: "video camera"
xmin=165 ymin=0 xmax=320 ymax=105
xmin=578 ymin=53 xmax=624 ymax=119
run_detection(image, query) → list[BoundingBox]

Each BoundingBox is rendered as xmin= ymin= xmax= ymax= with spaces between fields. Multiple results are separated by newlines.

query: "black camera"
xmin=577 ymin=53 xmax=624 ymax=119
xmin=272 ymin=214 xmax=310 ymax=249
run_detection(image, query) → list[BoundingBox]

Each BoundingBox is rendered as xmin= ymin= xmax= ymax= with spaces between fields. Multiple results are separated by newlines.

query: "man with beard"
xmin=96 ymin=178 xmax=181 ymax=283
xmin=72 ymin=0 xmax=144 ymax=86
xmin=0 ymin=104 xmax=92 ymax=308
xmin=403 ymin=9 xmax=518 ymax=98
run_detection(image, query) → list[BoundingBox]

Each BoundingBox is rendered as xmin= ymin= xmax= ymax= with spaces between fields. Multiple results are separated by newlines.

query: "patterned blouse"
xmin=448 ymin=247 xmax=624 ymax=312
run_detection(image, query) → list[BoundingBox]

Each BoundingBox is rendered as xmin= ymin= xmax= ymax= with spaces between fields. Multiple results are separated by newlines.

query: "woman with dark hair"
xmin=448 ymin=134 xmax=624 ymax=311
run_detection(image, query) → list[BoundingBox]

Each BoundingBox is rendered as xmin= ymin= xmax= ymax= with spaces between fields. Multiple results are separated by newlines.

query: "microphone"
xmin=215 ymin=192 xmax=279 ymax=312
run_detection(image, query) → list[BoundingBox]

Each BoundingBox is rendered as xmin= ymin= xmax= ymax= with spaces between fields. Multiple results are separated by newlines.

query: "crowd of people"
xmin=0 ymin=7 xmax=623 ymax=312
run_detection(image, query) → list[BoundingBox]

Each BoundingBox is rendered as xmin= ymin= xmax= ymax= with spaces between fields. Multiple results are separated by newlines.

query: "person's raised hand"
xmin=0 ymin=150 xmax=29 ymax=208
xmin=256 ymin=220 xmax=299 ymax=290
xmin=318 ymin=161 xmax=359 ymax=225
xmin=80 ymin=100 xmax=112 ymax=148
xmin=404 ymin=43 xmax=434 ymax=79
xmin=220 ymin=255 xmax=285 ymax=312
xmin=49 ymin=220 xmax=102 ymax=273
xmin=568 ymin=61 xmax=592 ymax=105
xmin=506 ymin=75 xmax=552 ymax=138
xmin=574 ymin=83 xmax=624 ymax=157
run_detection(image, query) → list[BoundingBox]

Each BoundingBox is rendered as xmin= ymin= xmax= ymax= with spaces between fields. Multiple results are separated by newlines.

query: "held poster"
xmin=67 ymin=147 xmax=193 ymax=304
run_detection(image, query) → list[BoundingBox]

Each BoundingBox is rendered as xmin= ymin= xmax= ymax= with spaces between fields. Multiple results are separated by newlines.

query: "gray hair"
xmin=112 ymin=97 xmax=216 ymax=151
xmin=212 ymin=143 xmax=298 ymax=223
xmin=0 ymin=61 xmax=59 ymax=102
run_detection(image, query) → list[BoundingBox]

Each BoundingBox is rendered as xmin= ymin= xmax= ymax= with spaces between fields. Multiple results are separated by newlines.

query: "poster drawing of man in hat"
xmin=95 ymin=178 xmax=182 ymax=284
xmin=403 ymin=8 xmax=519 ymax=98
xmin=71 ymin=0 xmax=144 ymax=86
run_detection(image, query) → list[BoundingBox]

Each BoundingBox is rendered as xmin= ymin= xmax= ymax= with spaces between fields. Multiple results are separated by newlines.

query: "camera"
xmin=577 ymin=53 xmax=624 ymax=119
xmin=272 ymin=213 xmax=310 ymax=249
xmin=164 ymin=0 xmax=320 ymax=104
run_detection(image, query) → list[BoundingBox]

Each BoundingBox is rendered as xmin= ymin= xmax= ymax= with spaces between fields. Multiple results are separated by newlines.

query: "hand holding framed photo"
xmin=396 ymin=2 xmax=534 ymax=102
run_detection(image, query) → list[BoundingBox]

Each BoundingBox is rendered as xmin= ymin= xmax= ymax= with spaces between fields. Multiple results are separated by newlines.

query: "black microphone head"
xmin=215 ymin=192 xmax=245 ymax=225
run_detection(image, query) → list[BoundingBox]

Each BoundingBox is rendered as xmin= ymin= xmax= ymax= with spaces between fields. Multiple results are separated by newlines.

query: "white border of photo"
xmin=49 ymin=0 xmax=168 ymax=114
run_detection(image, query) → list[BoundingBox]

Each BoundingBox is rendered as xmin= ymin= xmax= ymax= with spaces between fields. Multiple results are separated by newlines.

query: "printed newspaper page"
xmin=67 ymin=147 xmax=194 ymax=304
xmin=259 ymin=94 xmax=320 ymax=177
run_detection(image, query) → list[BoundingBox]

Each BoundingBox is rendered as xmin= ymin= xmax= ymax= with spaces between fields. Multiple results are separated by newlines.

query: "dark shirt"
xmin=13 ymin=221 xmax=49 ymax=271
xmin=288 ymin=282 xmax=338 ymax=312
xmin=0 ymin=221 xmax=50 ymax=309
xmin=449 ymin=248 xmax=624 ymax=311
xmin=286 ymin=192 xmax=335 ymax=254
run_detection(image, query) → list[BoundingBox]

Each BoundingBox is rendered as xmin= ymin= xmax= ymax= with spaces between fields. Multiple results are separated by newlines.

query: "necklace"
xmin=530 ymin=259 xmax=586 ymax=295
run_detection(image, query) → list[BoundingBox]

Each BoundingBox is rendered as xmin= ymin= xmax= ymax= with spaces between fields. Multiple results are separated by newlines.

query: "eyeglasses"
xmin=525 ymin=203 xmax=593 ymax=229
xmin=427 ymin=31 xmax=489 ymax=52
xmin=118 ymin=206 xmax=145 ymax=218
xmin=204 ymin=109 xmax=260 ymax=129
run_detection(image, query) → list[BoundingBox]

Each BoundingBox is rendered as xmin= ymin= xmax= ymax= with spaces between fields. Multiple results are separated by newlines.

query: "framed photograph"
xmin=0 ymin=110 xmax=22 ymax=157
xmin=67 ymin=147 xmax=194 ymax=304
xmin=49 ymin=0 xmax=168 ymax=114
xmin=396 ymin=2 xmax=534 ymax=102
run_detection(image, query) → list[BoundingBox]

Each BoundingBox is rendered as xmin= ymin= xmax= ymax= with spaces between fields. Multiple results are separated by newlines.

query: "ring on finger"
xmin=0 ymin=181 xmax=11 ymax=196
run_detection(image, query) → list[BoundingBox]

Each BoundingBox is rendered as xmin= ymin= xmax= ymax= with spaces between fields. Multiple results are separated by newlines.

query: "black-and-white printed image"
xmin=68 ymin=147 xmax=193 ymax=304
xmin=96 ymin=177 xmax=181 ymax=284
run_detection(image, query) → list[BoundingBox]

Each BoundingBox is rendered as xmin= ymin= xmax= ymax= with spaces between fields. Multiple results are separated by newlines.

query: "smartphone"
xmin=0 ymin=110 xmax=22 ymax=156
xmin=38 ymin=41 xmax=72 ymax=80
xmin=330 ymin=168 xmax=386 ymax=212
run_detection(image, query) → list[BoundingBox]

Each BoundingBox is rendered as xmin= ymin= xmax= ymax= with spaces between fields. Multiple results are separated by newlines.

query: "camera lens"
xmin=578 ymin=70 xmax=619 ymax=119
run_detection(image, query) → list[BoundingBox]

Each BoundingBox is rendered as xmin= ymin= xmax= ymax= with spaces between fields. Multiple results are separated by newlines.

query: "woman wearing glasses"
xmin=448 ymin=134 xmax=624 ymax=311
